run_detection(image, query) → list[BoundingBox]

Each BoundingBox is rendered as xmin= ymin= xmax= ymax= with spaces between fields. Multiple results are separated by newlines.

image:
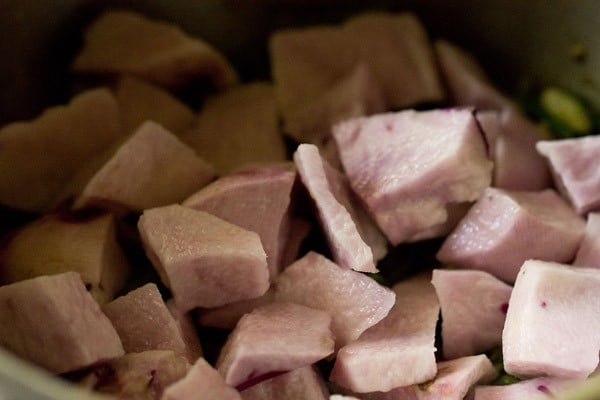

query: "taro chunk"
xmin=437 ymin=188 xmax=585 ymax=282
xmin=0 ymin=212 xmax=130 ymax=304
xmin=274 ymin=252 xmax=395 ymax=347
xmin=138 ymin=205 xmax=269 ymax=311
xmin=183 ymin=165 xmax=295 ymax=279
xmin=0 ymin=272 xmax=124 ymax=373
xmin=75 ymin=121 xmax=215 ymax=213
xmin=537 ymin=136 xmax=600 ymax=214
xmin=574 ymin=213 xmax=600 ymax=268
xmin=72 ymin=10 xmax=237 ymax=89
xmin=503 ymin=260 xmax=600 ymax=379
xmin=166 ymin=299 xmax=203 ymax=362
xmin=216 ymin=302 xmax=334 ymax=388
xmin=0 ymin=88 xmax=121 ymax=212
xmin=240 ymin=366 xmax=329 ymax=400
xmin=474 ymin=377 xmax=581 ymax=400
xmin=431 ymin=269 xmax=512 ymax=359
xmin=333 ymin=108 xmax=492 ymax=245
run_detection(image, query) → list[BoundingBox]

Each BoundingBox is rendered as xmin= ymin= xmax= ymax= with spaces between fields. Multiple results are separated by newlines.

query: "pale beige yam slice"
xmin=0 ymin=212 xmax=130 ymax=304
xmin=72 ymin=10 xmax=237 ymax=89
xmin=75 ymin=121 xmax=215 ymax=213
xmin=0 ymin=88 xmax=121 ymax=212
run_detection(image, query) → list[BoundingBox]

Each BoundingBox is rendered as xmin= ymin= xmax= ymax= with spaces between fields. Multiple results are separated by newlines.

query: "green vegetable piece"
xmin=540 ymin=87 xmax=593 ymax=135
xmin=492 ymin=373 xmax=521 ymax=386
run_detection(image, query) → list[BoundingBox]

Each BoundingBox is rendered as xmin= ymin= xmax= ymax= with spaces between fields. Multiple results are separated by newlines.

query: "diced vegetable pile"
xmin=0 ymin=9 xmax=599 ymax=400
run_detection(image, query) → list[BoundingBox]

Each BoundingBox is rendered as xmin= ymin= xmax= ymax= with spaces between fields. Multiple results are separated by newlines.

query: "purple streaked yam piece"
xmin=537 ymin=136 xmax=600 ymax=214
xmin=437 ymin=188 xmax=585 ymax=282
xmin=240 ymin=366 xmax=330 ymax=400
xmin=88 ymin=350 xmax=190 ymax=400
xmin=574 ymin=213 xmax=600 ymax=268
xmin=183 ymin=165 xmax=295 ymax=279
xmin=76 ymin=121 xmax=215 ymax=213
xmin=216 ymin=302 xmax=334 ymax=388
xmin=166 ymin=300 xmax=203 ymax=363
xmin=103 ymin=283 xmax=187 ymax=357
xmin=333 ymin=108 xmax=492 ymax=245
xmin=431 ymin=269 xmax=512 ymax=359
xmin=197 ymin=290 xmax=275 ymax=330
xmin=273 ymin=252 xmax=395 ymax=347
xmin=476 ymin=110 xmax=550 ymax=191
xmin=503 ymin=260 xmax=600 ymax=379
xmin=138 ymin=204 xmax=269 ymax=311
xmin=0 ymin=272 xmax=124 ymax=373
xmin=474 ymin=377 xmax=581 ymax=400
xmin=375 ymin=354 xmax=497 ymax=400
xmin=163 ymin=357 xmax=241 ymax=400
xmin=330 ymin=273 xmax=439 ymax=393
xmin=181 ymin=83 xmax=286 ymax=175
xmin=72 ymin=10 xmax=237 ymax=89
xmin=294 ymin=144 xmax=385 ymax=273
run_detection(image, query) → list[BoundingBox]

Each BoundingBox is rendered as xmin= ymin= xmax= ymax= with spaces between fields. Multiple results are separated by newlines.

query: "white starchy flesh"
xmin=330 ymin=396 xmax=360 ymax=400
xmin=197 ymin=290 xmax=275 ymax=330
xmin=103 ymin=283 xmax=188 ymax=359
xmin=343 ymin=12 xmax=445 ymax=108
xmin=372 ymin=354 xmax=497 ymax=400
xmin=114 ymin=76 xmax=195 ymax=134
xmin=438 ymin=188 xmax=586 ymax=282
xmin=294 ymin=144 xmax=384 ymax=273
xmin=76 ymin=121 xmax=215 ymax=213
xmin=181 ymin=82 xmax=287 ymax=175
xmin=574 ymin=213 xmax=600 ymax=268
xmin=183 ymin=165 xmax=295 ymax=278
xmin=333 ymin=108 xmax=493 ymax=245
xmin=240 ymin=366 xmax=330 ymax=400
xmin=216 ymin=302 xmax=335 ymax=388
xmin=138 ymin=204 xmax=269 ymax=311
xmin=434 ymin=40 xmax=512 ymax=111
xmin=284 ymin=63 xmax=386 ymax=145
xmin=163 ymin=357 xmax=241 ymax=400
xmin=0 ymin=88 xmax=122 ymax=212
xmin=330 ymin=273 xmax=439 ymax=393
xmin=474 ymin=377 xmax=582 ymax=400
xmin=87 ymin=350 xmax=190 ymax=400
xmin=72 ymin=10 xmax=237 ymax=89
xmin=279 ymin=217 xmax=312 ymax=269
xmin=537 ymin=136 xmax=600 ymax=214
xmin=0 ymin=272 xmax=124 ymax=374
xmin=503 ymin=260 xmax=600 ymax=379
xmin=274 ymin=252 xmax=396 ymax=347
xmin=431 ymin=269 xmax=512 ymax=359
xmin=166 ymin=300 xmax=203 ymax=362
xmin=0 ymin=212 xmax=130 ymax=305
xmin=476 ymin=110 xmax=551 ymax=191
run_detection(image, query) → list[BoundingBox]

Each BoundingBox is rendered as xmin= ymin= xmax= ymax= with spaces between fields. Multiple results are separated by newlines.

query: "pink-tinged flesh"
xmin=574 ymin=213 xmax=600 ymax=268
xmin=330 ymin=273 xmax=439 ymax=393
xmin=163 ymin=357 xmax=240 ymax=400
xmin=0 ymin=272 xmax=124 ymax=374
xmin=333 ymin=108 xmax=492 ymax=245
xmin=273 ymin=252 xmax=395 ymax=348
xmin=474 ymin=377 xmax=582 ymax=400
xmin=72 ymin=10 xmax=237 ymax=89
xmin=0 ymin=88 xmax=122 ymax=212
xmin=183 ymin=165 xmax=295 ymax=279
xmin=166 ymin=299 xmax=203 ymax=363
xmin=437 ymin=188 xmax=586 ymax=282
xmin=240 ymin=366 xmax=330 ymax=400
xmin=537 ymin=136 xmax=600 ymax=214
xmin=216 ymin=302 xmax=334 ymax=388
xmin=503 ymin=260 xmax=600 ymax=379
xmin=371 ymin=354 xmax=497 ymax=400
xmin=431 ymin=269 xmax=513 ymax=359
xmin=138 ymin=204 xmax=269 ymax=311
xmin=76 ymin=121 xmax=215 ymax=213
xmin=103 ymin=283 xmax=187 ymax=357
xmin=294 ymin=144 xmax=383 ymax=273
xmin=87 ymin=350 xmax=190 ymax=400
xmin=197 ymin=290 xmax=275 ymax=330
xmin=181 ymin=82 xmax=286 ymax=175
xmin=113 ymin=76 xmax=195 ymax=135
xmin=476 ymin=109 xmax=550 ymax=191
